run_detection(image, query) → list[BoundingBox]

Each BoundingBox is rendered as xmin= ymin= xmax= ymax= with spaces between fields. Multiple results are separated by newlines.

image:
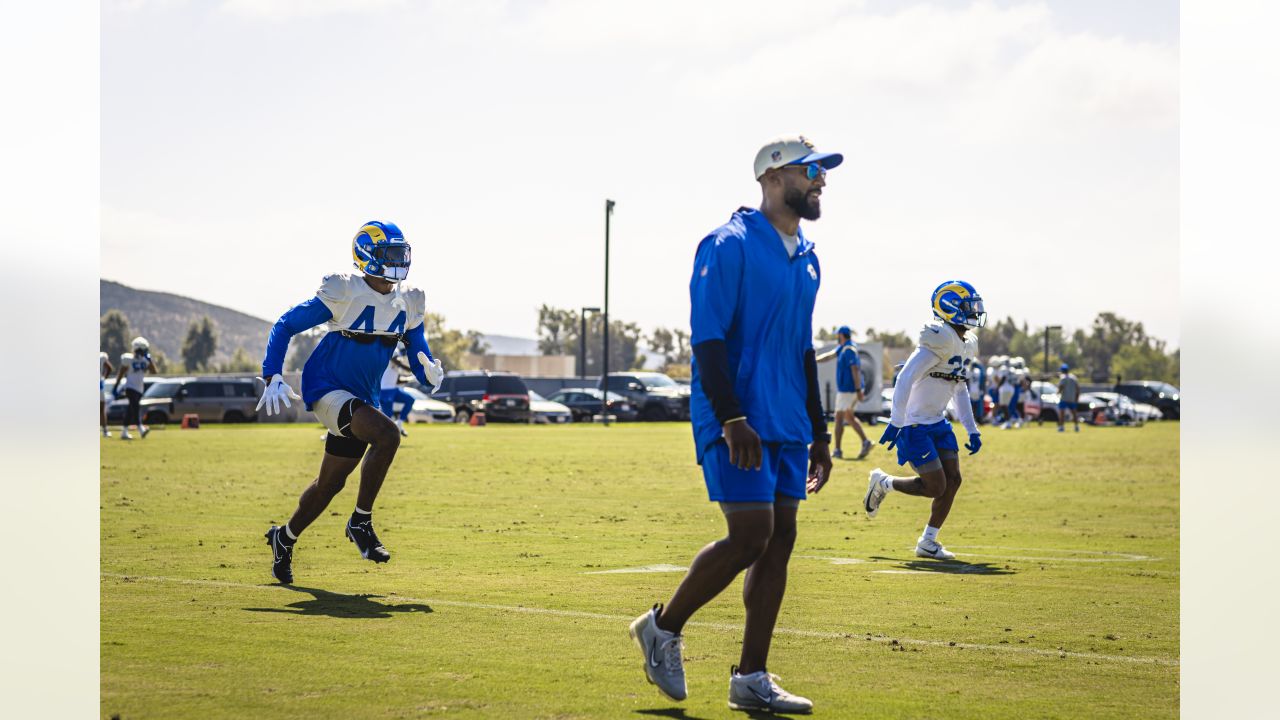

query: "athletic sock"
xmin=351 ymin=507 xmax=372 ymax=525
xmin=922 ymin=525 xmax=940 ymax=543
xmin=282 ymin=523 xmax=298 ymax=543
xmin=882 ymin=475 xmax=901 ymax=492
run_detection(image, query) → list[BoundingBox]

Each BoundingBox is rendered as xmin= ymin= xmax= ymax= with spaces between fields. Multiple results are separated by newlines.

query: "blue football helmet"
xmin=352 ymin=220 xmax=411 ymax=282
xmin=931 ymin=280 xmax=986 ymax=329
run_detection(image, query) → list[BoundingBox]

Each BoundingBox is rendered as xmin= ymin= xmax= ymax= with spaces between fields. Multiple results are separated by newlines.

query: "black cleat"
xmin=265 ymin=525 xmax=294 ymax=583
xmin=346 ymin=517 xmax=391 ymax=563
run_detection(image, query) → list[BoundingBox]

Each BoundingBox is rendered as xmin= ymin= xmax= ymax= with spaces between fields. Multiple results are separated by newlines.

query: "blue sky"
xmin=101 ymin=0 xmax=1179 ymax=346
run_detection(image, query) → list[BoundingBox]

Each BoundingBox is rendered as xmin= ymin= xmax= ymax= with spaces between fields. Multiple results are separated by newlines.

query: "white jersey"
xmin=120 ymin=352 xmax=150 ymax=393
xmin=890 ymin=322 xmax=979 ymax=430
xmin=380 ymin=362 xmax=401 ymax=390
xmin=317 ymin=273 xmax=426 ymax=338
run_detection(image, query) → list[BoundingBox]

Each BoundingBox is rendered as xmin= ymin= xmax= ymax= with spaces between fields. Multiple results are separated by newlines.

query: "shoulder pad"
xmin=100 ymin=352 xmax=108 ymax=360
xmin=918 ymin=322 xmax=956 ymax=357
xmin=964 ymin=332 xmax=979 ymax=358
xmin=317 ymin=273 xmax=354 ymax=305
xmin=402 ymin=287 xmax=427 ymax=328
xmin=121 ymin=353 xmax=134 ymax=363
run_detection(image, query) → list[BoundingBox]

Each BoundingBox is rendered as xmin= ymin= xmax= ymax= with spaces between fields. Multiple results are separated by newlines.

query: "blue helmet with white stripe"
xmin=931 ymin=280 xmax=986 ymax=329
xmin=352 ymin=220 xmax=411 ymax=282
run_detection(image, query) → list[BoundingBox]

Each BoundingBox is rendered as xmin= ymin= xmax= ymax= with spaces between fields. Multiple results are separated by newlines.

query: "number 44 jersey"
xmin=895 ymin=321 xmax=980 ymax=427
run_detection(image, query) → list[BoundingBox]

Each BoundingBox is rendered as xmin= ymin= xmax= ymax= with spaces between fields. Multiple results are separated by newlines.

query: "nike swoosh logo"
xmin=929 ymin=328 xmax=939 ymax=333
xmin=747 ymin=686 xmax=773 ymax=704
xmin=649 ymin=636 xmax=662 ymax=668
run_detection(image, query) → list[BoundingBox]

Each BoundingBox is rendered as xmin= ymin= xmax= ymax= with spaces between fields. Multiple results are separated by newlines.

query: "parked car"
xmin=130 ymin=377 xmax=262 ymax=425
xmin=528 ymin=391 xmax=574 ymax=424
xmin=547 ymin=388 xmax=639 ymax=423
xmin=600 ymin=372 xmax=690 ymax=421
xmin=395 ymin=386 xmax=456 ymax=423
xmin=104 ymin=376 xmax=160 ymax=423
xmin=1113 ymin=381 xmax=1180 ymax=420
xmin=1078 ymin=392 xmax=1144 ymax=425
xmin=1025 ymin=381 xmax=1060 ymax=423
xmin=431 ymin=371 xmax=531 ymax=424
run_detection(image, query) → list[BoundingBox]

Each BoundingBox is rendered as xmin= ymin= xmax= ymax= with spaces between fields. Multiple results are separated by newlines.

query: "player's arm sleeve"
xmin=404 ymin=322 xmax=435 ymax=387
xmin=889 ymin=347 xmax=937 ymax=426
xmin=952 ymin=382 xmax=979 ymax=434
xmin=261 ymin=297 xmax=333 ymax=379
xmin=804 ymin=348 xmax=827 ymax=441
xmin=692 ymin=339 xmax=743 ymax=424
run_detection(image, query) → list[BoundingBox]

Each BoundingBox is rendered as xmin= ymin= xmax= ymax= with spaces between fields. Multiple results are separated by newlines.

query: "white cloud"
xmin=217 ymin=0 xmax=409 ymax=22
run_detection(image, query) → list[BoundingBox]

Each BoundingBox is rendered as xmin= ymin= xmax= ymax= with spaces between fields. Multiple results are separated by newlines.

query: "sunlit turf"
xmin=101 ymin=420 xmax=1178 ymax=718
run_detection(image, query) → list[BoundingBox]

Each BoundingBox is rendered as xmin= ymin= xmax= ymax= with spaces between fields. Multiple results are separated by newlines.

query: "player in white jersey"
xmin=100 ymin=352 xmax=115 ymax=437
xmin=257 ymin=220 xmax=445 ymax=584
xmin=864 ymin=281 xmax=985 ymax=560
xmin=112 ymin=338 xmax=156 ymax=440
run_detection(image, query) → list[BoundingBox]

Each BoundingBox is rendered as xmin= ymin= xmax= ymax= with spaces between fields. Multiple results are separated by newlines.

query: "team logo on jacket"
xmin=807 ymin=263 xmax=818 ymax=280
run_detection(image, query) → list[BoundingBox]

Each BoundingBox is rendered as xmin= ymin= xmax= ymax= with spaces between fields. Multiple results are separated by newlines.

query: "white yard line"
xmin=101 ymin=572 xmax=1178 ymax=667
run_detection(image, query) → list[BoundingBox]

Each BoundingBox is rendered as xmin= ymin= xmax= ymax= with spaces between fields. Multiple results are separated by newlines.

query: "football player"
xmin=257 ymin=221 xmax=445 ymax=584
xmin=100 ymin=351 xmax=115 ymax=437
xmin=864 ymin=281 xmax=985 ymax=560
xmin=379 ymin=348 xmax=415 ymax=437
xmin=112 ymin=337 xmax=156 ymax=440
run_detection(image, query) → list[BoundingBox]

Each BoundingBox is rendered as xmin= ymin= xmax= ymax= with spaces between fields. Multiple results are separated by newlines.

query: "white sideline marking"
xmin=795 ymin=555 xmax=866 ymax=565
xmin=101 ymin=573 xmax=1177 ymax=667
xmin=583 ymin=564 xmax=687 ymax=574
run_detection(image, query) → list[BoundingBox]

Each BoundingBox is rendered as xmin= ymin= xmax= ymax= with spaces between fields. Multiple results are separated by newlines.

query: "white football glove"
xmin=255 ymin=373 xmax=301 ymax=416
xmin=418 ymin=352 xmax=445 ymax=394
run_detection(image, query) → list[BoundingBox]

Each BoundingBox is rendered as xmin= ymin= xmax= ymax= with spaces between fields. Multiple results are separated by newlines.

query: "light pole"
xmin=1043 ymin=325 xmax=1062 ymax=376
xmin=579 ymin=306 xmax=600 ymax=380
xmin=603 ymin=199 xmax=615 ymax=426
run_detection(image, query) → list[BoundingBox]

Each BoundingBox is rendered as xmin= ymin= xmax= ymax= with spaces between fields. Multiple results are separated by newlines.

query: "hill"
xmin=100 ymin=280 xmax=272 ymax=369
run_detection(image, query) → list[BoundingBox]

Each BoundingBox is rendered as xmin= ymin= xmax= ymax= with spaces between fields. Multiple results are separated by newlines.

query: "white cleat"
xmin=864 ymin=469 xmax=888 ymax=518
xmin=629 ymin=604 xmax=687 ymax=701
xmin=140 ymin=425 xmax=151 ymax=438
xmin=915 ymin=538 xmax=956 ymax=560
xmin=728 ymin=667 xmax=813 ymax=714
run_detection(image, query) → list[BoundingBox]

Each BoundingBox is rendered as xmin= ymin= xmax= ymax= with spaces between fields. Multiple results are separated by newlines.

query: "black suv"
xmin=432 ymin=371 xmax=531 ymax=423
xmin=599 ymin=372 xmax=691 ymax=421
xmin=1113 ymin=381 xmax=1180 ymax=420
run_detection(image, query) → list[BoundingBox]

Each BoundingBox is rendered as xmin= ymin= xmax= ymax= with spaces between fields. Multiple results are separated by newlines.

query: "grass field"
xmin=101 ymin=420 xmax=1178 ymax=719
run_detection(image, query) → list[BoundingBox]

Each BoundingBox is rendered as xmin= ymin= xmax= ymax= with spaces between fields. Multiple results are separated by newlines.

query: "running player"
xmin=257 ymin=220 xmax=445 ymax=584
xmin=112 ymin=337 xmax=156 ymax=440
xmin=864 ymin=281 xmax=985 ymax=560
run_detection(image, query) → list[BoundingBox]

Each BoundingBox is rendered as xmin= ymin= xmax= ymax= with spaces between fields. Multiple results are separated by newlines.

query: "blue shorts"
xmin=701 ymin=440 xmax=808 ymax=503
xmin=896 ymin=420 xmax=959 ymax=469
xmin=1058 ymin=401 xmax=1077 ymax=411
xmin=379 ymin=387 xmax=413 ymax=420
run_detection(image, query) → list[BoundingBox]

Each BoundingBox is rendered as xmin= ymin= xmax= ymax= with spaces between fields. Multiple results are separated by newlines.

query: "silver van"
xmin=137 ymin=376 xmax=262 ymax=424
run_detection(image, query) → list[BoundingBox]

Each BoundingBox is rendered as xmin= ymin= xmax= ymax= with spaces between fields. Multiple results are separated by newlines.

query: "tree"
xmin=536 ymin=305 xmax=644 ymax=375
xmin=426 ymin=313 xmax=485 ymax=371
xmin=219 ymin=347 xmax=258 ymax=373
xmin=865 ymin=327 xmax=913 ymax=350
xmin=182 ymin=316 xmax=218 ymax=372
xmin=100 ymin=310 xmax=131 ymax=362
xmin=648 ymin=327 xmax=691 ymax=369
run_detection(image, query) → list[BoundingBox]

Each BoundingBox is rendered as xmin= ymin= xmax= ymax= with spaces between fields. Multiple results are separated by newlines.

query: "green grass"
xmin=101 ymin=420 xmax=1178 ymax=719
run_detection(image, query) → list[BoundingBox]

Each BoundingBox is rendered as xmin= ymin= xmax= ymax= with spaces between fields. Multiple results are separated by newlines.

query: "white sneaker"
xmin=915 ymin=537 xmax=956 ymax=560
xmin=102 ymin=428 xmax=112 ymax=438
xmin=629 ymin=604 xmax=687 ymax=701
xmin=728 ymin=667 xmax=813 ymax=714
xmin=121 ymin=430 xmax=133 ymax=440
xmin=864 ymin=469 xmax=889 ymax=518
xmin=396 ymin=419 xmax=408 ymax=437
xmin=140 ymin=425 xmax=150 ymax=438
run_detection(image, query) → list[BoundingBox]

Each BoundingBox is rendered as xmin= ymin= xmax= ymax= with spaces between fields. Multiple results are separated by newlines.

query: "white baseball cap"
xmin=753 ymin=135 xmax=844 ymax=180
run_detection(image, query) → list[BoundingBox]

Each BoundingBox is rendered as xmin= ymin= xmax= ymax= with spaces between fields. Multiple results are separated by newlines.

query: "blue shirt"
xmin=262 ymin=297 xmax=434 ymax=409
xmin=835 ymin=342 xmax=861 ymax=393
xmin=689 ymin=207 xmax=821 ymax=462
